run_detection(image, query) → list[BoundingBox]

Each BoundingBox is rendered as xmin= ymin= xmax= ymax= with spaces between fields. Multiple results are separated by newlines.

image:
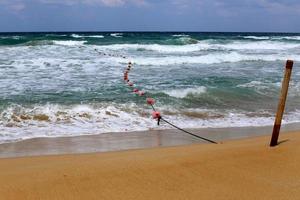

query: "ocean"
xmin=0 ymin=32 xmax=300 ymax=144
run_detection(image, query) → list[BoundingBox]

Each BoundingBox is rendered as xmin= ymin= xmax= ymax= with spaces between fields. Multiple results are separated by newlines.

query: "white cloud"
xmin=258 ymin=0 xmax=300 ymax=13
xmin=100 ymin=0 xmax=125 ymax=7
xmin=0 ymin=0 xmax=26 ymax=12
xmin=39 ymin=0 xmax=148 ymax=7
xmin=9 ymin=3 xmax=26 ymax=11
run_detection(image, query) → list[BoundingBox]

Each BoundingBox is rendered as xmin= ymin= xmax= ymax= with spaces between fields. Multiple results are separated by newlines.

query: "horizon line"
xmin=0 ymin=31 xmax=300 ymax=34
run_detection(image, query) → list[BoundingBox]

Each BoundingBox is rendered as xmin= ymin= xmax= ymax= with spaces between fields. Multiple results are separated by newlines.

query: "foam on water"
xmin=272 ymin=36 xmax=300 ymax=40
xmin=237 ymin=81 xmax=271 ymax=90
xmin=130 ymin=52 xmax=298 ymax=65
xmin=0 ymin=44 xmax=297 ymax=67
xmin=53 ymin=40 xmax=87 ymax=46
xmin=0 ymin=103 xmax=154 ymax=143
xmin=172 ymin=34 xmax=190 ymax=37
xmin=95 ymin=40 xmax=300 ymax=53
xmin=71 ymin=34 xmax=104 ymax=38
xmin=87 ymin=35 xmax=105 ymax=38
xmin=0 ymin=36 xmax=23 ymax=40
xmin=164 ymin=87 xmax=207 ymax=98
xmin=223 ymin=41 xmax=300 ymax=50
xmin=110 ymin=33 xmax=123 ymax=38
xmin=98 ymin=43 xmax=204 ymax=53
xmin=1 ymin=103 xmax=300 ymax=144
xmin=242 ymin=36 xmax=270 ymax=40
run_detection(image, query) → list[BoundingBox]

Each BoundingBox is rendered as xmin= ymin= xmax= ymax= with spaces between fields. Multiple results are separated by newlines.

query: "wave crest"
xmin=164 ymin=86 xmax=207 ymax=98
xmin=53 ymin=40 xmax=87 ymax=46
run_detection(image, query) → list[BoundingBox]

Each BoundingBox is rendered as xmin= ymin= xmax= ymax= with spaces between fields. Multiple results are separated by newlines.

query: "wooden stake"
xmin=270 ymin=60 xmax=294 ymax=147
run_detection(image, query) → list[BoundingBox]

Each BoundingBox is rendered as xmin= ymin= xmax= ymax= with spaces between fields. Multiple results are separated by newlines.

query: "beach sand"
xmin=0 ymin=130 xmax=299 ymax=200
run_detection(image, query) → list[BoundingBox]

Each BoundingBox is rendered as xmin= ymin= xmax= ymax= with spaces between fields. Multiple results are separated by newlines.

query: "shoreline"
xmin=1 ymin=122 xmax=300 ymax=158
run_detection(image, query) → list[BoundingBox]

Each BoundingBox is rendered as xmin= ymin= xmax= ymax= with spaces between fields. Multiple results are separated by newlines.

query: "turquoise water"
xmin=0 ymin=32 xmax=300 ymax=143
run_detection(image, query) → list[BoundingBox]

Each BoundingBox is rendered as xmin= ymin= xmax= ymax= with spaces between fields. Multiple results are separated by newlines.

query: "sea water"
xmin=0 ymin=32 xmax=300 ymax=143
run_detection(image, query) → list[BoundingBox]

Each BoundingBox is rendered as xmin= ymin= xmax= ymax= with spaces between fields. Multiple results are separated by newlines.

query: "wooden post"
xmin=270 ymin=60 xmax=294 ymax=147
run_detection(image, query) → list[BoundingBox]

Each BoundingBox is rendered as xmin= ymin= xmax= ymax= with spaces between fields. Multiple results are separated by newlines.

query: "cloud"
xmin=0 ymin=0 xmax=26 ymax=12
xmin=38 ymin=0 xmax=148 ymax=7
xmin=100 ymin=0 xmax=125 ymax=7
xmin=258 ymin=0 xmax=300 ymax=14
xmin=9 ymin=3 xmax=26 ymax=11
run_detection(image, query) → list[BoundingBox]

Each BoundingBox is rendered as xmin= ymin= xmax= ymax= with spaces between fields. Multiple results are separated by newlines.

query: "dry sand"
xmin=0 ymin=131 xmax=299 ymax=200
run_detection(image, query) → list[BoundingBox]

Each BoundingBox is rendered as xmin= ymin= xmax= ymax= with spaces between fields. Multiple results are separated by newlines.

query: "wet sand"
xmin=1 ymin=123 xmax=300 ymax=158
xmin=0 ymin=130 xmax=300 ymax=200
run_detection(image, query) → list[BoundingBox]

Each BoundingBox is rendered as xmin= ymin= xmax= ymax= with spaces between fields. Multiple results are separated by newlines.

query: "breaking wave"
xmin=164 ymin=86 xmax=207 ymax=98
xmin=96 ymin=40 xmax=300 ymax=53
xmin=1 ymin=103 xmax=300 ymax=144
xmin=110 ymin=33 xmax=123 ymax=38
xmin=53 ymin=40 xmax=87 ymax=46
xmin=71 ymin=34 xmax=104 ymax=38
xmin=242 ymin=36 xmax=270 ymax=40
xmin=130 ymin=53 xmax=297 ymax=65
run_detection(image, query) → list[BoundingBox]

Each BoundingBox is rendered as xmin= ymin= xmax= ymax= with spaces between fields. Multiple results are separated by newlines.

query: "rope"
xmin=160 ymin=117 xmax=218 ymax=144
xmin=148 ymin=92 xmax=217 ymax=143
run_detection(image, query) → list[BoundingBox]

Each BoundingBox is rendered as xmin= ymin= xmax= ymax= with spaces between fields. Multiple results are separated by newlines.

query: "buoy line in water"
xmin=123 ymin=61 xmax=218 ymax=144
xmin=94 ymin=49 xmax=127 ymax=59
xmin=93 ymin=48 xmax=217 ymax=143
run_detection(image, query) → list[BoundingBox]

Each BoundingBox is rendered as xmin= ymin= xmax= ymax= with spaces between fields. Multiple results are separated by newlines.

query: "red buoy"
xmin=152 ymin=111 xmax=161 ymax=119
xmin=138 ymin=91 xmax=145 ymax=96
xmin=123 ymin=73 xmax=128 ymax=80
xmin=133 ymin=88 xmax=139 ymax=93
xmin=146 ymin=98 xmax=155 ymax=105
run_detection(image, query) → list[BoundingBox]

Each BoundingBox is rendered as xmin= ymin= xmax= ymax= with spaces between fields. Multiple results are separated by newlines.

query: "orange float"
xmin=146 ymin=98 xmax=155 ymax=105
xmin=152 ymin=111 xmax=161 ymax=119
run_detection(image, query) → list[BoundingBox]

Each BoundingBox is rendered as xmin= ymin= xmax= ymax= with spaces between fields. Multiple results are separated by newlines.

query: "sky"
xmin=0 ymin=0 xmax=300 ymax=32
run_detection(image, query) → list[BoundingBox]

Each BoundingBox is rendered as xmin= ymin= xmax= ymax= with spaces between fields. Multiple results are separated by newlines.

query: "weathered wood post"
xmin=270 ymin=60 xmax=294 ymax=147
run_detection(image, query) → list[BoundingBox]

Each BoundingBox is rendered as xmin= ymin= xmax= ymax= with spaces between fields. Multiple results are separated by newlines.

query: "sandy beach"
xmin=0 ymin=130 xmax=299 ymax=200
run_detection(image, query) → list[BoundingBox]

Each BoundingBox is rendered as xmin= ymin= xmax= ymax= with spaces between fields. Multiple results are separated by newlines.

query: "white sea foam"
xmin=1 ymin=103 xmax=300 ymax=144
xmin=237 ymin=81 xmax=271 ymax=90
xmin=98 ymin=43 xmax=206 ymax=53
xmin=71 ymin=34 xmax=84 ymax=38
xmin=172 ymin=34 xmax=190 ymax=37
xmin=222 ymin=41 xmax=300 ymax=50
xmin=272 ymin=36 xmax=300 ymax=40
xmin=87 ymin=35 xmax=105 ymax=38
xmin=110 ymin=33 xmax=123 ymax=38
xmin=71 ymin=34 xmax=104 ymax=38
xmin=46 ymin=34 xmax=67 ymax=37
xmin=1 ymin=43 xmax=298 ymax=67
xmin=0 ymin=103 xmax=154 ymax=143
xmin=95 ymin=40 xmax=300 ymax=53
xmin=129 ymin=52 xmax=299 ymax=65
xmin=242 ymin=36 xmax=270 ymax=40
xmin=236 ymin=81 xmax=280 ymax=95
xmin=0 ymin=36 xmax=23 ymax=39
xmin=164 ymin=86 xmax=207 ymax=98
xmin=53 ymin=40 xmax=87 ymax=46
